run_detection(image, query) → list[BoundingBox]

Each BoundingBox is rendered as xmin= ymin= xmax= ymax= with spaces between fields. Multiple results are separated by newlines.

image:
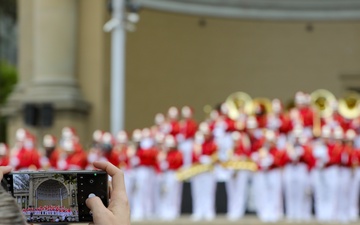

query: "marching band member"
xmin=167 ymin=107 xmax=180 ymax=137
xmin=41 ymin=134 xmax=59 ymax=169
xmin=191 ymin=123 xmax=218 ymax=221
xmin=11 ymin=133 xmax=41 ymax=170
xmin=56 ymin=137 xmax=87 ymax=170
xmin=349 ymin=129 xmax=360 ymax=221
xmin=283 ymin=125 xmax=314 ymax=221
xmin=251 ymin=129 xmax=285 ymax=222
xmin=178 ymin=106 xmax=198 ymax=168
xmin=246 ymin=116 xmax=264 ymax=152
xmin=337 ymin=129 xmax=356 ymax=223
xmin=86 ymin=130 xmax=104 ymax=169
xmin=312 ymin=125 xmax=341 ymax=222
xmin=0 ymin=143 xmax=9 ymax=166
xmin=226 ymin=131 xmax=252 ymax=220
xmin=158 ymin=135 xmax=183 ymax=220
xmin=267 ymin=98 xmax=292 ymax=149
xmin=290 ymin=91 xmax=314 ymax=138
xmin=213 ymin=104 xmax=236 ymax=181
xmin=311 ymin=125 xmax=331 ymax=221
xmin=131 ymin=128 xmax=158 ymax=220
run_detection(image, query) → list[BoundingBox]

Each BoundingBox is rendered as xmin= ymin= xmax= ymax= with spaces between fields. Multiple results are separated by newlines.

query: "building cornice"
xmin=134 ymin=0 xmax=360 ymax=21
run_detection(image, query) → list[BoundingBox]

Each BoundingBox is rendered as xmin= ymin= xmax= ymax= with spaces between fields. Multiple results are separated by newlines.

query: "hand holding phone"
xmin=86 ymin=161 xmax=130 ymax=225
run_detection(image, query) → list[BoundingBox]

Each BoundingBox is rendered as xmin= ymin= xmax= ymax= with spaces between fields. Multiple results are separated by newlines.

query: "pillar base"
xmin=1 ymin=81 xmax=91 ymax=146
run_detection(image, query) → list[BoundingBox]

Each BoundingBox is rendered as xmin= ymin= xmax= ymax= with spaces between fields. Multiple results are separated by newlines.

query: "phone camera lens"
xmin=89 ymin=179 xmax=94 ymax=184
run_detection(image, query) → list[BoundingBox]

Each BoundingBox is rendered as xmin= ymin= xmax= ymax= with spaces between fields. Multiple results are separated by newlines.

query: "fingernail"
xmin=88 ymin=193 xmax=96 ymax=198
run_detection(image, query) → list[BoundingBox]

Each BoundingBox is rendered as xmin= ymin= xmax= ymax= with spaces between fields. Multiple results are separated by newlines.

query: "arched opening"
xmin=35 ymin=179 xmax=68 ymax=207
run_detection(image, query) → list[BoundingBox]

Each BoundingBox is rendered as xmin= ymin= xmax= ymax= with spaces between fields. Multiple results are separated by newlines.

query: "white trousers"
xmin=191 ymin=172 xmax=216 ymax=220
xmin=124 ymin=169 xmax=135 ymax=212
xmin=131 ymin=166 xmax=155 ymax=220
xmin=350 ymin=167 xmax=360 ymax=221
xmin=159 ymin=171 xmax=183 ymax=220
xmin=178 ymin=139 xmax=194 ymax=168
xmin=253 ymin=169 xmax=283 ymax=222
xmin=336 ymin=167 xmax=352 ymax=223
xmin=311 ymin=166 xmax=339 ymax=222
xmin=283 ymin=163 xmax=311 ymax=221
xmin=226 ymin=170 xmax=252 ymax=220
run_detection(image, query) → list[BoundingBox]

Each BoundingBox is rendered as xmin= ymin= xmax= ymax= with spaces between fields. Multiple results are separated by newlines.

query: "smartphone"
xmin=3 ymin=170 xmax=108 ymax=224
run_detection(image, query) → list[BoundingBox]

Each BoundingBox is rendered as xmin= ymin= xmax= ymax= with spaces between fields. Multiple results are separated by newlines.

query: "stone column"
xmin=29 ymin=178 xmax=34 ymax=207
xmin=3 ymin=0 xmax=90 ymax=146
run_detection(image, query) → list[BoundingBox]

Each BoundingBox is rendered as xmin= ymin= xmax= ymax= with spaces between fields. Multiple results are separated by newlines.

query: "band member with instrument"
xmin=251 ymin=130 xmax=285 ymax=222
xmin=178 ymin=106 xmax=198 ymax=168
xmin=191 ymin=123 xmax=218 ymax=221
xmin=283 ymin=125 xmax=314 ymax=221
xmin=226 ymin=131 xmax=253 ymax=220
xmin=158 ymin=135 xmax=183 ymax=220
xmin=337 ymin=129 xmax=356 ymax=223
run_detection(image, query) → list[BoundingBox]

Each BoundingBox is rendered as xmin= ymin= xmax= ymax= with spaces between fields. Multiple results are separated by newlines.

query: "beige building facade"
xmin=3 ymin=0 xmax=360 ymax=146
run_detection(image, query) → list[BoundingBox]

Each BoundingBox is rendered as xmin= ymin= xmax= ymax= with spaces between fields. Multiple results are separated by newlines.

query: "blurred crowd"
xmin=2 ymin=90 xmax=360 ymax=223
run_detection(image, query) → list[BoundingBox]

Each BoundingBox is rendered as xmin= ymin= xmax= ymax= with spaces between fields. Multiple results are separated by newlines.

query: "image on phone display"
xmin=4 ymin=171 xmax=108 ymax=224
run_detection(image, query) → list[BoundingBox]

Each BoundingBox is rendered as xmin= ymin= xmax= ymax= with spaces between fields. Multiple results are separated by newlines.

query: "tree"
xmin=0 ymin=60 xmax=17 ymax=142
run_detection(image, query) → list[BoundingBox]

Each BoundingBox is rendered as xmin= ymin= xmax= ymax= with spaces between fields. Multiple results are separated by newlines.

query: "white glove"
xmin=130 ymin=157 xmax=140 ymax=166
xmin=199 ymin=155 xmax=212 ymax=165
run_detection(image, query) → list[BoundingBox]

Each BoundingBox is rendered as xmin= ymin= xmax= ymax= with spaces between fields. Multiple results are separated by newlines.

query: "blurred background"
xmin=2 ymin=1 xmax=360 ymax=224
xmin=2 ymin=0 xmax=360 ymax=146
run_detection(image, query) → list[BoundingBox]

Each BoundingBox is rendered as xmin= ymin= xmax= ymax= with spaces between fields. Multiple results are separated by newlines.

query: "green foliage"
xmin=0 ymin=60 xmax=17 ymax=105
xmin=53 ymin=174 xmax=77 ymax=185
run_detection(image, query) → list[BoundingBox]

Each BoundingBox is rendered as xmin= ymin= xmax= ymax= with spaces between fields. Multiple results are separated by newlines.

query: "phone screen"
xmin=3 ymin=171 xmax=108 ymax=223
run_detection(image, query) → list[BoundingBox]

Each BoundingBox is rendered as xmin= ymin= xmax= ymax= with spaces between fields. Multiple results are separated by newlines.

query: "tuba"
xmin=224 ymin=92 xmax=254 ymax=120
xmin=253 ymin=98 xmax=272 ymax=115
xmin=338 ymin=91 xmax=360 ymax=119
xmin=310 ymin=89 xmax=336 ymax=137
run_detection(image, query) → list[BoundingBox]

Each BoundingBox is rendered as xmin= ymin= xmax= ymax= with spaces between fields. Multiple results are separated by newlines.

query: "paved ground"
xmin=130 ymin=215 xmax=360 ymax=225
xmin=71 ymin=215 xmax=360 ymax=225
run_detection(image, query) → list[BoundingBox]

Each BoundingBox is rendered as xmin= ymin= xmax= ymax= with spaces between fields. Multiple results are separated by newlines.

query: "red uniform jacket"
xmin=117 ymin=145 xmax=130 ymax=169
xmin=136 ymin=147 xmax=158 ymax=167
xmin=233 ymin=134 xmax=252 ymax=158
xmin=15 ymin=148 xmax=41 ymax=170
xmin=180 ymin=119 xmax=198 ymax=139
xmin=192 ymin=138 xmax=217 ymax=164
xmin=166 ymin=150 xmax=183 ymax=170
xmin=278 ymin=113 xmax=293 ymax=134
xmin=284 ymin=144 xmax=315 ymax=170
xmin=59 ymin=150 xmax=88 ymax=170
xmin=104 ymin=149 xmax=122 ymax=168
xmin=224 ymin=117 xmax=237 ymax=132
xmin=0 ymin=156 xmax=9 ymax=166
xmin=340 ymin=145 xmax=357 ymax=168
xmin=326 ymin=143 xmax=343 ymax=167
xmin=298 ymin=107 xmax=314 ymax=127
xmin=170 ymin=120 xmax=180 ymax=136
xmin=253 ymin=146 xmax=286 ymax=171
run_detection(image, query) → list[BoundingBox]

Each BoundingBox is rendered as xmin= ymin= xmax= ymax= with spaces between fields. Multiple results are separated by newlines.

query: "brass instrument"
xmin=175 ymin=153 xmax=218 ymax=181
xmin=310 ymin=89 xmax=336 ymax=137
xmin=220 ymin=160 xmax=257 ymax=171
xmin=225 ymin=92 xmax=254 ymax=120
xmin=253 ymin=98 xmax=272 ymax=115
xmin=338 ymin=91 xmax=360 ymax=119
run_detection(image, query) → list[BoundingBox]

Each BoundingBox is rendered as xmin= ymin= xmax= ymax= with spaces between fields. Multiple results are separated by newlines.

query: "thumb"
xmin=85 ymin=193 xmax=107 ymax=217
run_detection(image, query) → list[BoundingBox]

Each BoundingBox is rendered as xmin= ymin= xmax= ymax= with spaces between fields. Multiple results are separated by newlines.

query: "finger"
xmin=0 ymin=166 xmax=12 ymax=180
xmin=85 ymin=194 xmax=107 ymax=217
xmin=108 ymin=180 xmax=113 ymax=199
xmin=93 ymin=161 xmax=126 ymax=199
